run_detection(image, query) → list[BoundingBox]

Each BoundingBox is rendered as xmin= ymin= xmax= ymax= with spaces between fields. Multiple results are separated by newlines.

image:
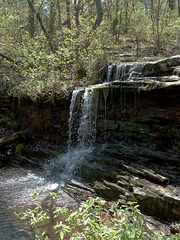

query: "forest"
xmin=0 ymin=1 xmax=180 ymax=239
xmin=0 ymin=0 xmax=180 ymax=100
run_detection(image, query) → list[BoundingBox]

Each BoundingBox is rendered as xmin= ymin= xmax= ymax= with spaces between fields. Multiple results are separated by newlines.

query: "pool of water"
xmin=0 ymin=167 xmax=78 ymax=240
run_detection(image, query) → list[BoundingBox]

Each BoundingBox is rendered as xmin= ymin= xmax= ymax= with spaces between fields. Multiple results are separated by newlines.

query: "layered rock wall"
xmin=96 ymin=83 xmax=180 ymax=164
xmin=0 ymin=96 xmax=70 ymax=144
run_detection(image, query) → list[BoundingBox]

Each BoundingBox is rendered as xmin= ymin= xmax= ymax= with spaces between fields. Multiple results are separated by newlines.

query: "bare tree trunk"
xmin=57 ymin=0 xmax=64 ymax=36
xmin=66 ymin=0 xmax=71 ymax=29
xmin=136 ymin=36 xmax=140 ymax=57
xmin=74 ymin=0 xmax=81 ymax=27
xmin=156 ymin=0 xmax=161 ymax=53
xmin=26 ymin=0 xmax=56 ymax=53
xmin=124 ymin=1 xmax=128 ymax=34
xmin=112 ymin=0 xmax=119 ymax=38
xmin=178 ymin=0 xmax=180 ymax=16
xmin=29 ymin=0 xmax=35 ymax=38
xmin=144 ymin=0 xmax=148 ymax=15
xmin=150 ymin=0 xmax=154 ymax=34
xmin=92 ymin=0 xmax=103 ymax=31
xmin=49 ymin=0 xmax=56 ymax=38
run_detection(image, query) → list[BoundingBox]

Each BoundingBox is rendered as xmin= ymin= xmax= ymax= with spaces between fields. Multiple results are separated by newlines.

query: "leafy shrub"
xmin=15 ymin=193 xmax=180 ymax=240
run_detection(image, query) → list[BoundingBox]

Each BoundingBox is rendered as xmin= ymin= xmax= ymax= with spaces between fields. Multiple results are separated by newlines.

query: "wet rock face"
xmin=75 ymin=142 xmax=180 ymax=220
xmin=142 ymin=55 xmax=180 ymax=76
xmin=92 ymin=56 xmax=180 ymax=221
xmin=143 ymin=55 xmax=180 ymax=76
xmin=174 ymin=66 xmax=180 ymax=77
xmin=0 ymin=97 xmax=70 ymax=144
xmin=96 ymin=85 xmax=180 ymax=165
xmin=94 ymin=172 xmax=180 ymax=220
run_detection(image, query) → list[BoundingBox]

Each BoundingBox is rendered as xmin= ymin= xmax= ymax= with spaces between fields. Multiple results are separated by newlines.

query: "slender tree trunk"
xmin=2 ymin=0 xmax=7 ymax=17
xmin=178 ymin=0 xmax=180 ymax=16
xmin=112 ymin=0 xmax=119 ymax=38
xmin=29 ymin=0 xmax=35 ymax=38
xmin=26 ymin=0 xmax=56 ymax=53
xmin=57 ymin=0 xmax=63 ymax=36
xmin=74 ymin=0 xmax=80 ymax=28
xmin=92 ymin=0 xmax=103 ymax=30
xmin=156 ymin=0 xmax=160 ymax=53
xmin=49 ymin=0 xmax=56 ymax=38
xmin=66 ymin=0 xmax=71 ymax=29
xmin=125 ymin=1 xmax=128 ymax=34
xmin=150 ymin=0 xmax=155 ymax=34
xmin=144 ymin=1 xmax=148 ymax=15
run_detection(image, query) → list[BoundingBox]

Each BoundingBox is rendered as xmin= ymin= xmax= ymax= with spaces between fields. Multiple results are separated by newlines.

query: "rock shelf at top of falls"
xmin=106 ymin=55 xmax=180 ymax=82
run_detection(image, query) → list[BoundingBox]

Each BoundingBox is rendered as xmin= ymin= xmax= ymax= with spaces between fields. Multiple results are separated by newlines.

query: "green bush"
xmin=15 ymin=193 xmax=180 ymax=240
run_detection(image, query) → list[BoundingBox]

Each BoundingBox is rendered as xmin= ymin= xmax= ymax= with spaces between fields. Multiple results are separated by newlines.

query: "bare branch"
xmin=26 ymin=0 xmax=56 ymax=53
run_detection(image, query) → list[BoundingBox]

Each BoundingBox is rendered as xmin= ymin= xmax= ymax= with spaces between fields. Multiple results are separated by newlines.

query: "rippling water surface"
xmin=0 ymin=167 xmax=78 ymax=240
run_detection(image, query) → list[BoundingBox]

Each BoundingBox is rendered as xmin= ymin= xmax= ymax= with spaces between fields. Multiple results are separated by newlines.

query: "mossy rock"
xmin=78 ymin=164 xmax=116 ymax=182
xmin=15 ymin=143 xmax=25 ymax=154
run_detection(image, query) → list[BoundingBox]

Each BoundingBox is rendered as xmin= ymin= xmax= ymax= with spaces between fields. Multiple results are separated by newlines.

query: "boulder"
xmin=142 ymin=55 xmax=180 ymax=76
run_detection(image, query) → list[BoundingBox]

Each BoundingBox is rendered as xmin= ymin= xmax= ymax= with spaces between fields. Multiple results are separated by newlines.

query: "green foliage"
xmin=15 ymin=143 xmax=24 ymax=154
xmin=15 ymin=194 xmax=180 ymax=240
xmin=0 ymin=0 xmax=180 ymax=100
xmin=53 ymin=198 xmax=147 ymax=240
xmin=15 ymin=192 xmax=50 ymax=226
xmin=0 ymin=25 xmax=106 ymax=100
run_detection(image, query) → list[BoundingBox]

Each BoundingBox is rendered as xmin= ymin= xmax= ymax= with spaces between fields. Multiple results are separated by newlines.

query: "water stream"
xmin=103 ymin=89 xmax=109 ymax=140
xmin=106 ymin=62 xmax=145 ymax=82
xmin=43 ymin=87 xmax=99 ymax=182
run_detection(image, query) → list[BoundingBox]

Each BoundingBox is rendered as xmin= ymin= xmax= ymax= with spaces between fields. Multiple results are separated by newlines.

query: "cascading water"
xmin=64 ymin=87 xmax=99 ymax=179
xmin=44 ymin=87 xmax=99 ymax=182
xmin=106 ymin=63 xmax=128 ymax=82
xmin=103 ymin=88 xmax=109 ymax=140
xmin=106 ymin=65 xmax=114 ymax=82
xmin=77 ymin=88 xmax=99 ymax=148
xmin=115 ymin=65 xmax=122 ymax=80
xmin=106 ymin=62 xmax=145 ymax=82
xmin=67 ymin=89 xmax=80 ymax=149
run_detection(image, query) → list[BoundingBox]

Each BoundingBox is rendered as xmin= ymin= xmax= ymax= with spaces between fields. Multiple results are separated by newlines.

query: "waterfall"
xmin=106 ymin=62 xmax=145 ymax=82
xmin=121 ymin=65 xmax=127 ymax=78
xmin=63 ymin=87 xmax=99 ymax=179
xmin=45 ymin=60 xmax=145 ymax=181
xmin=67 ymin=89 xmax=80 ymax=149
xmin=106 ymin=65 xmax=114 ymax=82
xmin=44 ymin=87 xmax=99 ymax=182
xmin=115 ymin=65 xmax=122 ymax=81
xmin=103 ymin=89 xmax=109 ymax=140
xmin=106 ymin=63 xmax=128 ymax=82
xmin=77 ymin=88 xmax=99 ymax=149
